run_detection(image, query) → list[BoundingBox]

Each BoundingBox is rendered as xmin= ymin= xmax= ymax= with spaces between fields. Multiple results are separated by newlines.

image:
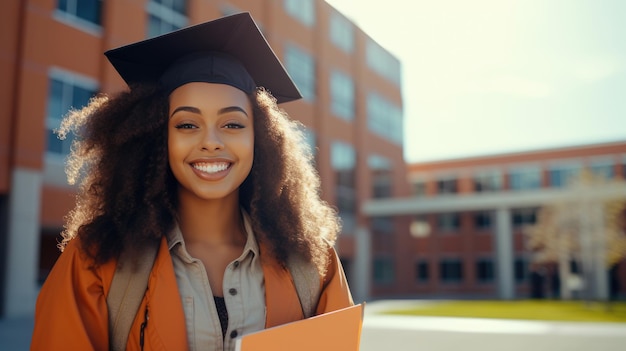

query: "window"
xmin=146 ymin=0 xmax=188 ymax=38
xmin=329 ymin=12 xmax=354 ymax=52
xmin=284 ymin=0 xmax=315 ymax=27
xmin=548 ymin=163 xmax=580 ymax=188
xmin=369 ymin=155 xmax=393 ymax=198
xmin=437 ymin=213 xmax=460 ymax=232
xmin=46 ymin=70 xmax=98 ymax=156
xmin=413 ymin=181 xmax=426 ymax=197
xmin=589 ymin=159 xmax=614 ymax=179
xmin=508 ymin=166 xmax=541 ymax=190
xmin=366 ymin=40 xmax=401 ymax=86
xmin=473 ymin=170 xmax=502 ymax=192
xmin=476 ymin=258 xmax=495 ymax=282
xmin=285 ymin=44 xmax=316 ymax=101
xmin=416 ymin=261 xmax=429 ymax=282
xmin=514 ymin=258 xmax=527 ymax=282
xmin=440 ymin=259 xmax=463 ymax=282
xmin=437 ymin=178 xmax=457 ymax=194
xmin=220 ymin=4 xmax=241 ymax=17
xmin=473 ymin=211 xmax=493 ymax=230
xmin=332 ymin=141 xmax=356 ymax=232
xmin=367 ymin=92 xmax=403 ymax=145
xmin=56 ymin=0 xmax=102 ymax=26
xmin=371 ymin=217 xmax=394 ymax=234
xmin=330 ymin=70 xmax=354 ymax=120
xmin=512 ymin=208 xmax=538 ymax=228
xmin=570 ymin=260 xmax=580 ymax=274
xmin=373 ymin=257 xmax=394 ymax=285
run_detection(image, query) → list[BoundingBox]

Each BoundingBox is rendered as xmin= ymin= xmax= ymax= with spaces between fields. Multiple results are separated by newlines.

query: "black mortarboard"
xmin=104 ymin=12 xmax=301 ymax=104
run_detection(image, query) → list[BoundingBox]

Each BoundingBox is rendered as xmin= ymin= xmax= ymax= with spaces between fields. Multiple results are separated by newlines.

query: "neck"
xmin=176 ymin=190 xmax=245 ymax=246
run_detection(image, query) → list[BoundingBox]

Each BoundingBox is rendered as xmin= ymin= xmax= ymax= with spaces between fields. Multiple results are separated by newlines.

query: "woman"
xmin=31 ymin=13 xmax=353 ymax=351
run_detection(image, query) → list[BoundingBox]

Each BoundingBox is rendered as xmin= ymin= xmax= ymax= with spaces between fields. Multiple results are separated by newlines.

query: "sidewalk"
xmin=361 ymin=300 xmax=626 ymax=351
xmin=3 ymin=300 xmax=626 ymax=351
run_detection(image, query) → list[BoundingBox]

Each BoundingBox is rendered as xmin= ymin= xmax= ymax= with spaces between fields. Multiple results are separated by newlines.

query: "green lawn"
xmin=384 ymin=300 xmax=626 ymax=323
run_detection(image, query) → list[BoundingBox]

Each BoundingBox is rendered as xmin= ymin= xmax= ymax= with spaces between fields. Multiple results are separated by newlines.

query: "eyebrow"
xmin=170 ymin=105 xmax=249 ymax=118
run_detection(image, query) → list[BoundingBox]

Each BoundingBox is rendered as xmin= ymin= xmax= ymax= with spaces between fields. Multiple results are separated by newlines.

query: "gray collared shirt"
xmin=167 ymin=211 xmax=266 ymax=351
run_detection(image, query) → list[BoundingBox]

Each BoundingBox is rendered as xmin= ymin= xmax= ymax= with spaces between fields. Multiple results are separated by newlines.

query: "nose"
xmin=201 ymin=128 xmax=224 ymax=151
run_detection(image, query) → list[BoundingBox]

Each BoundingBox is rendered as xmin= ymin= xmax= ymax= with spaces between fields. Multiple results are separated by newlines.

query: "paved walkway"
xmin=360 ymin=300 xmax=626 ymax=351
xmin=2 ymin=300 xmax=626 ymax=350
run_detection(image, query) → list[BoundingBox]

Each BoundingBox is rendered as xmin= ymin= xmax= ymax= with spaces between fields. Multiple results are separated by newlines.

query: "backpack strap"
xmin=106 ymin=237 xmax=322 ymax=350
xmin=287 ymin=253 xmax=322 ymax=318
xmin=107 ymin=240 xmax=159 ymax=351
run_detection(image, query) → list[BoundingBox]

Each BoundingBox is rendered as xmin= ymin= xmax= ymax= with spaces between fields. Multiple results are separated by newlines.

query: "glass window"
xmin=367 ymin=92 xmax=403 ymax=145
xmin=330 ymin=70 xmax=354 ymax=120
xmin=366 ymin=40 xmax=401 ymax=86
xmin=512 ymin=208 xmax=538 ymax=228
xmin=146 ymin=0 xmax=188 ymax=38
xmin=548 ymin=162 xmax=581 ymax=188
xmin=373 ymin=257 xmax=394 ymax=285
xmin=46 ymin=71 xmax=98 ymax=156
xmin=473 ymin=211 xmax=493 ymax=230
xmin=57 ymin=0 xmax=102 ymax=26
xmin=413 ymin=181 xmax=426 ymax=197
xmin=437 ymin=178 xmax=457 ymax=194
xmin=570 ymin=260 xmax=580 ymax=274
xmin=473 ymin=170 xmax=502 ymax=192
xmin=332 ymin=141 xmax=356 ymax=232
xmin=437 ymin=213 xmax=460 ymax=232
xmin=285 ymin=44 xmax=316 ymax=101
xmin=589 ymin=159 xmax=614 ymax=179
xmin=369 ymin=155 xmax=392 ymax=198
xmin=220 ymin=5 xmax=242 ymax=17
xmin=440 ymin=259 xmax=463 ymax=283
xmin=371 ymin=217 xmax=394 ymax=234
xmin=329 ymin=12 xmax=354 ymax=52
xmin=508 ymin=166 xmax=541 ymax=190
xmin=416 ymin=261 xmax=429 ymax=282
xmin=514 ymin=257 xmax=528 ymax=282
xmin=284 ymin=0 xmax=315 ymax=27
xmin=476 ymin=258 xmax=495 ymax=282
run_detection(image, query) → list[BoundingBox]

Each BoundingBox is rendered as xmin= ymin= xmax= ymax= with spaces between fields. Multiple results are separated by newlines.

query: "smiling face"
xmin=168 ymin=82 xmax=254 ymax=204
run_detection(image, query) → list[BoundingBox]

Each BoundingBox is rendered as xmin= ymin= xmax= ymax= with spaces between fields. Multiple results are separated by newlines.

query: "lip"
xmin=188 ymin=158 xmax=233 ymax=181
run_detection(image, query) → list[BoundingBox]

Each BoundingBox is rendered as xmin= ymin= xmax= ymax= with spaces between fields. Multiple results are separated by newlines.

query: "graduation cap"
xmin=104 ymin=12 xmax=301 ymax=104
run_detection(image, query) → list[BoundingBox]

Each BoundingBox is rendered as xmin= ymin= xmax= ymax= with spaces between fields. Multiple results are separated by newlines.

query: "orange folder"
xmin=235 ymin=303 xmax=365 ymax=351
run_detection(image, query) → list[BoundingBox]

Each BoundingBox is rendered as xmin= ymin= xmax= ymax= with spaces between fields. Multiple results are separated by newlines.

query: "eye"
xmin=175 ymin=123 xmax=197 ymax=129
xmin=224 ymin=122 xmax=245 ymax=129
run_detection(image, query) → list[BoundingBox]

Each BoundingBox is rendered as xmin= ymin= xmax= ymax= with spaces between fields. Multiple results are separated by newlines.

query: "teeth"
xmin=193 ymin=162 xmax=229 ymax=174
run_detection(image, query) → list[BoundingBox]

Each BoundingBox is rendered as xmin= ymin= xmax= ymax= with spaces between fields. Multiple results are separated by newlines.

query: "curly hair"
xmin=58 ymin=83 xmax=340 ymax=274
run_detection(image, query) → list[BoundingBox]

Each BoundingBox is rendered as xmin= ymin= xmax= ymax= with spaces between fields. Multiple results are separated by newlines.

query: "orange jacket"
xmin=31 ymin=236 xmax=353 ymax=350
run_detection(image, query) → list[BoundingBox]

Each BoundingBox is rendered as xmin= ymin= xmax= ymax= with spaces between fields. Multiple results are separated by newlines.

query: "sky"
xmin=325 ymin=0 xmax=626 ymax=163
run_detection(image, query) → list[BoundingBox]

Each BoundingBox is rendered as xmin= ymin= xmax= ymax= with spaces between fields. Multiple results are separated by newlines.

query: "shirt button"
xmin=230 ymin=330 xmax=238 ymax=339
xmin=233 ymin=261 xmax=240 ymax=268
xmin=229 ymin=288 xmax=238 ymax=296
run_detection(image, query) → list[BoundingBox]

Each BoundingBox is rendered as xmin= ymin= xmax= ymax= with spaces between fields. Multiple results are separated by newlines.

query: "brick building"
xmin=0 ymin=0 xmax=406 ymax=317
xmin=364 ymin=140 xmax=626 ymax=299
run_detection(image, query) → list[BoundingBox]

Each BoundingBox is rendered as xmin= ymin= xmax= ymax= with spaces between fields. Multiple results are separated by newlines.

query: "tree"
xmin=525 ymin=169 xmax=626 ymax=300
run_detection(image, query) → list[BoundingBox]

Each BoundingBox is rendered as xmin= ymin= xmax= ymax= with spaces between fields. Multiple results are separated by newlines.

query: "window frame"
xmin=146 ymin=0 xmax=188 ymax=38
xmin=285 ymin=44 xmax=316 ymax=101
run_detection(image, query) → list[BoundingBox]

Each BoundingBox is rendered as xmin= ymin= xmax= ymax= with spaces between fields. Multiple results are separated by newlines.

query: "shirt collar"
xmin=166 ymin=208 xmax=260 ymax=259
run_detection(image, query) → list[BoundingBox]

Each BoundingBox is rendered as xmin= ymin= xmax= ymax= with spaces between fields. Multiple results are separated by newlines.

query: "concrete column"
xmin=592 ymin=204 xmax=608 ymax=300
xmin=495 ymin=207 xmax=514 ymax=300
xmin=3 ymin=168 xmax=42 ymax=317
xmin=353 ymin=227 xmax=371 ymax=303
